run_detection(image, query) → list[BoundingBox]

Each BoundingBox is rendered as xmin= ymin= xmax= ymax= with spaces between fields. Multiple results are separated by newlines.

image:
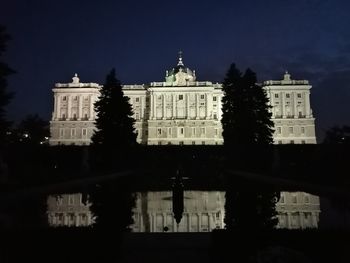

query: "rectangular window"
xmin=179 ymin=141 xmax=184 ymax=145
xmin=74 ymin=96 xmax=78 ymax=101
xmin=82 ymin=128 xmax=87 ymax=137
xmin=68 ymin=195 xmax=74 ymax=205
xmin=301 ymin=140 xmax=306 ymax=144
xmin=286 ymin=93 xmax=290 ymax=98
xmin=201 ymin=127 xmax=205 ymax=135
xmin=200 ymin=94 xmax=205 ymax=100
xmin=135 ymin=113 xmax=139 ymax=120
xmin=289 ymin=127 xmax=294 ymax=134
xmin=301 ymin=127 xmax=305 ymax=134
xmin=292 ymin=195 xmax=297 ymax=203
xmin=158 ymin=141 xmax=162 ymax=145
xmin=280 ymin=194 xmax=285 ymax=203
xmin=213 ymin=113 xmax=217 ymax=119
xmin=192 ymin=141 xmax=195 ymax=145
xmin=192 ymin=127 xmax=196 ymax=136
xmin=59 ymin=128 xmax=65 ymax=138
xmin=290 ymin=140 xmax=295 ymax=144
xmin=274 ymin=93 xmax=279 ymax=98
xmin=297 ymin=93 xmax=302 ymax=98
xmin=304 ymin=194 xmax=310 ymax=203
xmin=62 ymin=96 xmax=67 ymax=101
xmin=157 ymin=128 xmax=162 ymax=135
xmin=278 ymin=140 xmax=282 ymax=144
xmin=202 ymin=141 xmax=205 ymax=145
xmin=277 ymin=127 xmax=282 ymax=134
xmin=215 ymin=129 xmax=218 ymax=136
xmin=180 ymin=127 xmax=184 ymax=135
xmin=213 ymin=96 xmax=217 ymax=101
xmin=135 ymin=97 xmax=139 ymax=102
xmin=71 ymin=128 xmax=76 ymax=138
xmin=179 ymin=95 xmax=183 ymax=100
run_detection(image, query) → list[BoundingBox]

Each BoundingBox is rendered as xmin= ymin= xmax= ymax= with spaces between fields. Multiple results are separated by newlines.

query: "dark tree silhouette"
xmin=323 ymin=125 xmax=350 ymax=144
xmin=0 ymin=25 xmax=15 ymax=147
xmin=89 ymin=69 xmax=136 ymax=230
xmin=17 ymin=114 xmax=49 ymax=145
xmin=221 ymin=65 xmax=274 ymax=146
xmin=91 ymin=68 xmax=136 ymax=148
xmin=221 ymin=64 xmax=277 ymax=231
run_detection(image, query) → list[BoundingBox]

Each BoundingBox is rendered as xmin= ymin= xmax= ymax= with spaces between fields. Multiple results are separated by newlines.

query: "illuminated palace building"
xmin=49 ymin=54 xmax=316 ymax=146
xmin=47 ymin=54 xmax=320 ymax=230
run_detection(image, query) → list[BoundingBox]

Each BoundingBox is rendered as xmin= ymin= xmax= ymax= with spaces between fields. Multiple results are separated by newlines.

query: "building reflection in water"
xmin=47 ymin=191 xmax=320 ymax=231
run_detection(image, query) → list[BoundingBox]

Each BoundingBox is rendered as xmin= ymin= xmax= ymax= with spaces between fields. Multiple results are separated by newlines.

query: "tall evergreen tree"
xmin=221 ymin=64 xmax=277 ymax=231
xmin=221 ymin=65 xmax=274 ymax=145
xmin=0 ymin=25 xmax=15 ymax=147
xmin=92 ymin=68 xmax=136 ymax=148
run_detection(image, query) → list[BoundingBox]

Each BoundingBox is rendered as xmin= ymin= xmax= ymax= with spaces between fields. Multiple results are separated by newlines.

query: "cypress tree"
xmin=221 ymin=64 xmax=277 ymax=231
xmin=92 ymin=68 xmax=136 ymax=148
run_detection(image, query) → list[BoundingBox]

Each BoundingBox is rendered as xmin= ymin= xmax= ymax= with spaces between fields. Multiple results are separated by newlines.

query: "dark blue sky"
xmin=1 ymin=0 xmax=350 ymax=140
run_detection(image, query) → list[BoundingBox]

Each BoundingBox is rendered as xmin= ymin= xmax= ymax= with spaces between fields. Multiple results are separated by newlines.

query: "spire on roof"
xmin=177 ymin=51 xmax=184 ymax=66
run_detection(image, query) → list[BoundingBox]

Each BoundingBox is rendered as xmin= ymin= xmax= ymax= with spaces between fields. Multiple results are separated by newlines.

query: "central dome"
xmin=165 ymin=52 xmax=196 ymax=84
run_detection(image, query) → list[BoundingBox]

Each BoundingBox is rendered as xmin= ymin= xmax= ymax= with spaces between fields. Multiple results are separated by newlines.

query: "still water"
xmin=47 ymin=191 xmax=323 ymax=231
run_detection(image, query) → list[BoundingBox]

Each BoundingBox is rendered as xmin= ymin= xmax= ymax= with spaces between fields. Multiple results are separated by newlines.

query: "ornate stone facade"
xmin=49 ymin=54 xmax=316 ymax=145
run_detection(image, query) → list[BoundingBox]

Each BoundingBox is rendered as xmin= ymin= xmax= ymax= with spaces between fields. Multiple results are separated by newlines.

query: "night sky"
xmin=1 ymin=0 xmax=350 ymax=141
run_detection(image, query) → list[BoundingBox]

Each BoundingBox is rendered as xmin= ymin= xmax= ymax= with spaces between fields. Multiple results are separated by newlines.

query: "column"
xmin=172 ymin=94 xmax=176 ymax=119
xmin=198 ymin=213 xmax=202 ymax=231
xmin=162 ymin=95 xmax=166 ymax=119
xmin=67 ymin=95 xmax=72 ymax=119
xmin=281 ymin=92 xmax=285 ymax=117
xmin=186 ymin=94 xmax=190 ymax=119
xmin=300 ymin=212 xmax=304 ymax=229
xmin=293 ymin=92 xmax=298 ymax=118
xmin=55 ymin=95 xmax=60 ymax=120
xmin=78 ymin=95 xmax=83 ymax=120
xmin=89 ymin=95 xmax=94 ymax=120
xmin=153 ymin=94 xmax=157 ymax=120
xmin=217 ymin=95 xmax=222 ymax=120
xmin=196 ymin=94 xmax=199 ymax=119
xmin=140 ymin=96 xmax=144 ymax=119
xmin=150 ymin=94 xmax=154 ymax=119
xmin=305 ymin=91 xmax=311 ymax=117
xmin=206 ymin=93 xmax=210 ymax=119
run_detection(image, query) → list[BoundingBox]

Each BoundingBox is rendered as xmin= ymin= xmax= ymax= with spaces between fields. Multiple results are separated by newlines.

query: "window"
xmin=136 ymin=97 xmax=139 ymax=102
xmin=192 ymin=141 xmax=195 ymax=145
xmin=301 ymin=140 xmax=306 ymax=144
xmin=168 ymin=128 xmax=172 ymax=136
xmin=292 ymin=195 xmax=297 ymax=203
xmin=213 ymin=113 xmax=217 ymax=119
xmin=157 ymin=128 xmax=162 ymax=135
xmin=286 ymin=94 xmax=290 ymax=98
xmin=62 ymin=96 xmax=67 ymax=101
xmin=180 ymin=127 xmax=184 ymax=135
xmin=56 ymin=196 xmax=63 ymax=206
xmin=277 ymin=127 xmax=282 ymax=134
xmin=192 ymin=127 xmax=196 ymax=136
xmin=202 ymin=141 xmax=205 ymax=145
xmin=82 ymin=128 xmax=87 ymax=137
xmin=201 ymin=127 xmax=205 ymax=135
xmin=61 ymin=113 xmax=66 ymax=120
xmin=179 ymin=95 xmax=183 ymax=100
xmin=304 ymin=194 xmax=310 ymax=203
xmin=59 ymin=128 xmax=65 ymax=138
xmin=74 ymin=96 xmax=78 ymax=101
xmin=297 ymin=93 xmax=302 ymax=98
xmin=84 ymin=113 xmax=88 ymax=120
xmin=290 ymin=140 xmax=295 ymax=144
xmin=301 ymin=127 xmax=305 ymax=134
xmin=71 ymin=128 xmax=76 ymax=138
xmin=213 ymin=96 xmax=217 ymax=101
xmin=179 ymin=141 xmax=184 ymax=145
xmin=278 ymin=140 xmax=282 ymax=144
xmin=215 ymin=129 xmax=218 ymax=136
xmin=135 ymin=113 xmax=139 ymax=120
xmin=274 ymin=93 xmax=279 ymax=98
xmin=289 ymin=127 xmax=294 ymax=134
xmin=68 ymin=195 xmax=74 ymax=205
xmin=200 ymin=94 xmax=205 ymax=100
xmin=158 ymin=141 xmax=162 ymax=145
